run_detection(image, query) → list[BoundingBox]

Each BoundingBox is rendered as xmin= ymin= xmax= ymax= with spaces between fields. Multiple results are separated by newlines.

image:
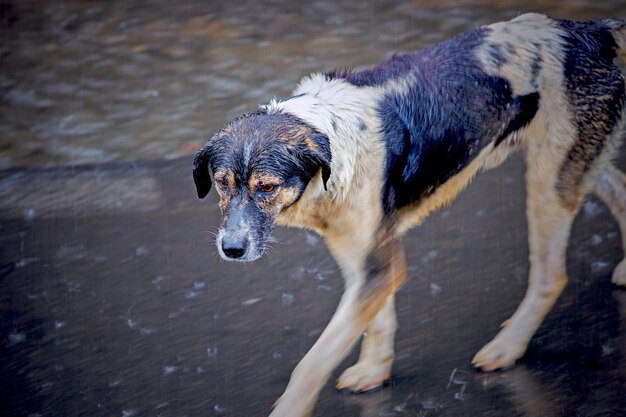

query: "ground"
xmin=1 ymin=155 xmax=625 ymax=417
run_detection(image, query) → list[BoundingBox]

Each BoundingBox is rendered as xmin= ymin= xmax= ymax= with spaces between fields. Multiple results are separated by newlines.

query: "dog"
xmin=193 ymin=13 xmax=626 ymax=417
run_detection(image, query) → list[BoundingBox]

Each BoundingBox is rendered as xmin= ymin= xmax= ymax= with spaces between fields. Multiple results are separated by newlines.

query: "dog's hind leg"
xmin=335 ymin=294 xmax=396 ymax=392
xmin=270 ymin=221 xmax=406 ymax=417
xmin=594 ymin=165 xmax=626 ymax=286
xmin=473 ymin=143 xmax=583 ymax=371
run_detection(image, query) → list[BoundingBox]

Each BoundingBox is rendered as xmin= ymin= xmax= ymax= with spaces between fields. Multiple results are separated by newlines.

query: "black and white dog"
xmin=193 ymin=14 xmax=626 ymax=417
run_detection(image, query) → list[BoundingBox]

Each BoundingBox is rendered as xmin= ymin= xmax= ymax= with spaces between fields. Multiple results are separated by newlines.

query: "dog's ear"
xmin=192 ymin=143 xmax=213 ymax=199
xmin=318 ymin=147 xmax=332 ymax=191
xmin=297 ymin=131 xmax=332 ymax=191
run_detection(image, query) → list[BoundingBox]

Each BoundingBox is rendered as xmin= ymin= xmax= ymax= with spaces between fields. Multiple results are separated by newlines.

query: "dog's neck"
xmin=264 ymin=74 xmax=387 ymax=233
xmin=262 ymin=73 xmax=386 ymax=202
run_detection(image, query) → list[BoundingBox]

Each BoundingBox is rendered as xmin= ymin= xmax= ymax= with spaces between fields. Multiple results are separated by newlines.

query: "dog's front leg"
xmin=270 ymin=224 xmax=406 ymax=417
xmin=336 ymin=294 xmax=396 ymax=392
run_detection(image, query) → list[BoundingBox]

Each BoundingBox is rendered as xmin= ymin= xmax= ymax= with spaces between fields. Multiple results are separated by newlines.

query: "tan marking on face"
xmin=255 ymin=184 xmax=302 ymax=217
xmin=242 ymin=175 xmax=302 ymax=223
xmin=214 ymin=169 xmax=236 ymax=212
xmin=247 ymin=173 xmax=282 ymax=192
xmin=275 ymin=186 xmax=301 ymax=210
xmin=274 ymin=123 xmax=320 ymax=151
xmin=302 ymin=135 xmax=319 ymax=152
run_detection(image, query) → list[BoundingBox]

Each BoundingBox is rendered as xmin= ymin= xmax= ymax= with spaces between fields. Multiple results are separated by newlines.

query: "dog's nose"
xmin=221 ymin=235 xmax=248 ymax=259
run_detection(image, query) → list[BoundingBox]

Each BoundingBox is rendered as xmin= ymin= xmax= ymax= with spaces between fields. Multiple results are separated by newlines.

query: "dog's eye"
xmin=217 ymin=179 xmax=228 ymax=189
xmin=259 ymin=184 xmax=275 ymax=193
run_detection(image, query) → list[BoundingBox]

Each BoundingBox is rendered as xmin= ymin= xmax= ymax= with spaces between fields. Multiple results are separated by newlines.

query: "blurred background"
xmin=1 ymin=0 xmax=626 ymax=168
xmin=1 ymin=1 xmax=626 ymax=417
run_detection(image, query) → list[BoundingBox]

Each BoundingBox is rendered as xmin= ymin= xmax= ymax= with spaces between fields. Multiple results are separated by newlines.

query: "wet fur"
xmin=193 ymin=14 xmax=626 ymax=417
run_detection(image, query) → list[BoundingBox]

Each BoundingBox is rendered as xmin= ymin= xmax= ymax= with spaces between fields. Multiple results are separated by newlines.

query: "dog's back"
xmin=321 ymin=14 xmax=626 ymax=223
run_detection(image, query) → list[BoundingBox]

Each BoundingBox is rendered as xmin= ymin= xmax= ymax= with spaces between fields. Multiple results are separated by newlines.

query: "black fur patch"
xmin=529 ymin=43 xmax=543 ymax=90
xmin=193 ymin=145 xmax=213 ymax=198
xmin=486 ymin=43 xmax=508 ymax=68
xmin=494 ymin=92 xmax=540 ymax=146
xmin=359 ymin=220 xmax=404 ymax=302
xmin=329 ymin=27 xmax=540 ymax=212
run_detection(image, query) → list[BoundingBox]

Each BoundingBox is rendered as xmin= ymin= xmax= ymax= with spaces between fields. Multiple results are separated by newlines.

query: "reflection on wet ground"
xmin=2 ymin=0 xmax=626 ymax=416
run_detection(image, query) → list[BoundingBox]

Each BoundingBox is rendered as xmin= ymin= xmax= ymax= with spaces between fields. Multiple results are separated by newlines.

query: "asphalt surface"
xmin=1 ymin=154 xmax=625 ymax=417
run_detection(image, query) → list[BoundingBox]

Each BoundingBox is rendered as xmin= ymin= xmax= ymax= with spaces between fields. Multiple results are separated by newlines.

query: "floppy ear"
xmin=302 ymin=131 xmax=332 ymax=191
xmin=318 ymin=149 xmax=332 ymax=191
xmin=192 ymin=144 xmax=212 ymax=199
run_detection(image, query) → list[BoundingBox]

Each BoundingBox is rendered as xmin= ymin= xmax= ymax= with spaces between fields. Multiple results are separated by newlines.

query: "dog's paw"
xmin=471 ymin=336 xmax=526 ymax=372
xmin=336 ymin=360 xmax=391 ymax=393
xmin=612 ymin=259 xmax=626 ymax=287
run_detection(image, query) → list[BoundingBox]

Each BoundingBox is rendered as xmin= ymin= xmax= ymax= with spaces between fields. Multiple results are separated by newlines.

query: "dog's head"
xmin=193 ymin=111 xmax=331 ymax=261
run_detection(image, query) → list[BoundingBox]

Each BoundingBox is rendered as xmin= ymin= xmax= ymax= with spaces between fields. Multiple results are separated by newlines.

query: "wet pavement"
xmin=1 ymin=154 xmax=625 ymax=417
xmin=2 ymin=0 xmax=626 ymax=416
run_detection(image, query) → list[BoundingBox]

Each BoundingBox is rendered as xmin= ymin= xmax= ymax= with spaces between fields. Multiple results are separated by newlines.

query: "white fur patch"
xmin=477 ymin=13 xmax=567 ymax=96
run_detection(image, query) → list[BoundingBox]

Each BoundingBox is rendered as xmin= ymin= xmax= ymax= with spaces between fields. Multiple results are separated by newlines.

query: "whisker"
xmin=266 ymin=235 xmax=280 ymax=244
xmin=262 ymin=244 xmax=278 ymax=256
